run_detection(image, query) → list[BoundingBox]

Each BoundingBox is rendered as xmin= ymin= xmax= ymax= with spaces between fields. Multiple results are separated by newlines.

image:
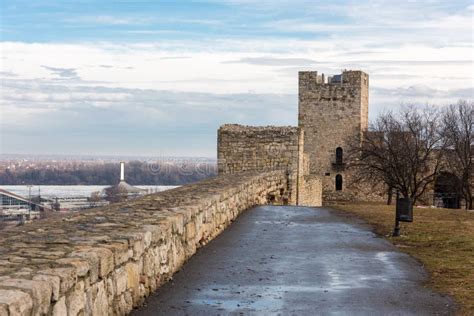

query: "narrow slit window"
xmin=336 ymin=174 xmax=343 ymax=191
xmin=336 ymin=147 xmax=343 ymax=164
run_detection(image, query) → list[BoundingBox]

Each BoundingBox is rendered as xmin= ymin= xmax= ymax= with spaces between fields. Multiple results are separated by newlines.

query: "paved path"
xmin=132 ymin=206 xmax=455 ymax=315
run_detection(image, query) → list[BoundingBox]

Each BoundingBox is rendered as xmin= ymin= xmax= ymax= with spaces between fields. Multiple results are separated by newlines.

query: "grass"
xmin=331 ymin=202 xmax=474 ymax=315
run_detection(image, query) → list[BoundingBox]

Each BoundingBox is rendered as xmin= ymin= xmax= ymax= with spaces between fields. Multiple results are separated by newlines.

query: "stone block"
xmin=56 ymin=257 xmax=90 ymax=277
xmin=125 ymin=262 xmax=140 ymax=292
xmin=38 ymin=267 xmax=77 ymax=295
xmin=114 ymin=267 xmax=128 ymax=295
xmin=33 ymin=273 xmax=60 ymax=301
xmin=52 ymin=296 xmax=66 ymax=316
xmin=85 ymin=280 xmax=108 ymax=316
xmin=0 ymin=278 xmax=51 ymax=315
xmin=66 ymin=281 xmax=85 ymax=316
xmin=69 ymin=248 xmax=100 ymax=282
xmin=94 ymin=247 xmax=114 ymax=278
xmin=0 ymin=289 xmax=33 ymax=316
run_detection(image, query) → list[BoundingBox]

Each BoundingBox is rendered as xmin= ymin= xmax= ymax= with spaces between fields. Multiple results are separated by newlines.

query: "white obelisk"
xmin=120 ymin=162 xmax=125 ymax=182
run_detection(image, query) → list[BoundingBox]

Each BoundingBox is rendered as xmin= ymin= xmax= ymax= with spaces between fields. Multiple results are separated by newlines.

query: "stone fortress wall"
xmin=217 ymin=124 xmax=300 ymax=175
xmin=217 ymin=70 xmax=378 ymax=205
xmin=0 ymin=171 xmax=288 ymax=316
xmin=298 ymin=70 xmax=370 ymax=201
xmin=217 ymin=124 xmax=322 ymax=207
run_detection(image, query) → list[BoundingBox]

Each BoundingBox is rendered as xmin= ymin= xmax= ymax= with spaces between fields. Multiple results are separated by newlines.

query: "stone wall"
xmin=0 ymin=171 xmax=288 ymax=316
xmin=217 ymin=124 xmax=301 ymax=205
xmin=298 ymin=70 xmax=369 ymax=201
xmin=217 ymin=124 xmax=322 ymax=206
xmin=217 ymin=124 xmax=300 ymax=175
xmin=298 ymin=175 xmax=322 ymax=207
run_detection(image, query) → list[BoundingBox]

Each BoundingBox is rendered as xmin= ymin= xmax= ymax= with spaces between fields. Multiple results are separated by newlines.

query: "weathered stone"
xmin=101 ymin=241 xmax=130 ymax=266
xmin=52 ymin=296 xmax=67 ymax=316
xmin=68 ymin=248 xmax=99 ymax=282
xmin=38 ymin=267 xmax=77 ymax=294
xmin=0 ymin=304 xmax=7 ymax=316
xmin=94 ymin=247 xmax=114 ymax=278
xmin=0 ymin=278 xmax=51 ymax=315
xmin=56 ymin=257 xmax=90 ymax=277
xmin=85 ymin=280 xmax=108 ymax=316
xmin=33 ymin=273 xmax=60 ymax=301
xmin=66 ymin=281 xmax=85 ymax=316
xmin=125 ymin=262 xmax=140 ymax=292
xmin=114 ymin=267 xmax=128 ymax=295
xmin=0 ymin=289 xmax=33 ymax=316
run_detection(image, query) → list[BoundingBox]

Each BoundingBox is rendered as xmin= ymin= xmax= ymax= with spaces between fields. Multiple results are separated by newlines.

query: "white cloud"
xmin=1 ymin=1 xmax=472 ymax=156
xmin=64 ymin=15 xmax=152 ymax=26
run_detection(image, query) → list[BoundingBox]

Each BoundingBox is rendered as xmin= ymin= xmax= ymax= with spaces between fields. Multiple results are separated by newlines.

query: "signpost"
xmin=393 ymin=191 xmax=413 ymax=237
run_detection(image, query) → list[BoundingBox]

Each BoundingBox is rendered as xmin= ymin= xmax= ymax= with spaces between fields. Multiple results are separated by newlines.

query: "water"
xmin=1 ymin=185 xmax=178 ymax=199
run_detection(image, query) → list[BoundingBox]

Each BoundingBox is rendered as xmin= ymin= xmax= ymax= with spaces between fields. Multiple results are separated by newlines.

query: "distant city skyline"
xmin=1 ymin=0 xmax=473 ymax=157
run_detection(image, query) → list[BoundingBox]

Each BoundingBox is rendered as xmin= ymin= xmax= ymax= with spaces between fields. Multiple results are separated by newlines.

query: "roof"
xmin=0 ymin=188 xmax=53 ymax=211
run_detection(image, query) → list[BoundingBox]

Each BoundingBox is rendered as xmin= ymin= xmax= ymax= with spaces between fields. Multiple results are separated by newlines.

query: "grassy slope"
xmin=331 ymin=202 xmax=474 ymax=315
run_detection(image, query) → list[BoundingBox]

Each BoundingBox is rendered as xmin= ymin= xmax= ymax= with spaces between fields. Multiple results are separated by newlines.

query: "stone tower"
xmin=298 ymin=70 xmax=369 ymax=200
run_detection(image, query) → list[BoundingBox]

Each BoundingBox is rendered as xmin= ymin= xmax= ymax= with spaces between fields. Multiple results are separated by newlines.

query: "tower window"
xmin=336 ymin=147 xmax=343 ymax=164
xmin=335 ymin=174 xmax=343 ymax=191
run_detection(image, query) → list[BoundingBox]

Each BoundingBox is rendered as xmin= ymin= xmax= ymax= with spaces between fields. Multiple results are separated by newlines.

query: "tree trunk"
xmin=387 ymin=187 xmax=393 ymax=205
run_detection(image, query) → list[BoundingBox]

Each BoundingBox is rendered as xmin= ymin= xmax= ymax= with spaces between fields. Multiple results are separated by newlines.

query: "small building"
xmin=0 ymin=188 xmax=51 ymax=213
xmin=0 ymin=188 xmax=52 ymax=224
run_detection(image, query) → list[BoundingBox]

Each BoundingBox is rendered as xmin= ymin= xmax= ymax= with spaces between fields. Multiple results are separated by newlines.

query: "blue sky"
xmin=1 ymin=0 xmax=473 ymax=157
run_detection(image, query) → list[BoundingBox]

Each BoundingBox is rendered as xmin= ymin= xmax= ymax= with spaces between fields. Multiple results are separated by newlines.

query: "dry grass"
xmin=331 ymin=202 xmax=474 ymax=315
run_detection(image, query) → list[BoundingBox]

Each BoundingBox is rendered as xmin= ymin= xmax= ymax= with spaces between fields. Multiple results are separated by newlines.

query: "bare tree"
xmin=440 ymin=100 xmax=473 ymax=209
xmin=88 ymin=191 xmax=103 ymax=208
xmin=347 ymin=106 xmax=445 ymax=204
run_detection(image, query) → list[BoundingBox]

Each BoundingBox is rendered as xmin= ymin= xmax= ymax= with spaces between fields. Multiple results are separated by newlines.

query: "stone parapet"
xmin=217 ymin=124 xmax=300 ymax=175
xmin=0 ymin=171 xmax=288 ymax=315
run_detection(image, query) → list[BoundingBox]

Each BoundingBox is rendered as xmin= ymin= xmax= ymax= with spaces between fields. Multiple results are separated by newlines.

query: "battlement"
xmin=299 ymin=70 xmax=368 ymax=89
xmin=219 ymin=124 xmax=298 ymax=134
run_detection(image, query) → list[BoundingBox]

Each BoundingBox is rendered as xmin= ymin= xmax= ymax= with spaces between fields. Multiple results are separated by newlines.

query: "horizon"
xmin=1 ymin=0 xmax=473 ymax=157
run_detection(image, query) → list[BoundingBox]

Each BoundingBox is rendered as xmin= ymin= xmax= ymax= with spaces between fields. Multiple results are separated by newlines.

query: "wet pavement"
xmin=132 ymin=206 xmax=455 ymax=315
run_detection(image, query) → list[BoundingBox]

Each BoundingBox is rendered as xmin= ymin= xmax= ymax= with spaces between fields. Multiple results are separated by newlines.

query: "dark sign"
xmin=396 ymin=198 xmax=413 ymax=222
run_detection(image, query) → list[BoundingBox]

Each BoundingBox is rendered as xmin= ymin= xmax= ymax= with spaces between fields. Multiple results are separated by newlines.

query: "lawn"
xmin=331 ymin=202 xmax=474 ymax=315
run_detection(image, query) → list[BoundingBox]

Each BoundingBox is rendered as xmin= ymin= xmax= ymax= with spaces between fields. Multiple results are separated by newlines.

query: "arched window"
xmin=335 ymin=174 xmax=343 ymax=191
xmin=336 ymin=147 xmax=343 ymax=164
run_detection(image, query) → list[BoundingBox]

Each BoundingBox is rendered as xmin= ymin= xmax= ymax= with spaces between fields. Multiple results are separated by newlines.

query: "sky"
xmin=0 ymin=0 xmax=473 ymax=157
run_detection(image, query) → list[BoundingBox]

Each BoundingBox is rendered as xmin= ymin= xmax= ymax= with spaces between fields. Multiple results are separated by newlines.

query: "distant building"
xmin=0 ymin=188 xmax=51 ymax=224
xmin=0 ymin=188 xmax=51 ymax=212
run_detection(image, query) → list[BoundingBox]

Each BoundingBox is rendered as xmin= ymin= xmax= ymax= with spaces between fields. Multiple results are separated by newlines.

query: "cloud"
xmin=64 ymin=15 xmax=151 ymax=26
xmin=223 ymin=57 xmax=323 ymax=66
xmin=160 ymin=56 xmax=191 ymax=60
xmin=63 ymin=15 xmax=224 ymax=28
xmin=41 ymin=65 xmax=80 ymax=80
xmin=372 ymin=85 xmax=474 ymax=100
xmin=1 ymin=1 xmax=472 ymax=156
xmin=0 ymin=71 xmax=17 ymax=77
xmin=0 ymin=76 xmax=296 ymax=156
